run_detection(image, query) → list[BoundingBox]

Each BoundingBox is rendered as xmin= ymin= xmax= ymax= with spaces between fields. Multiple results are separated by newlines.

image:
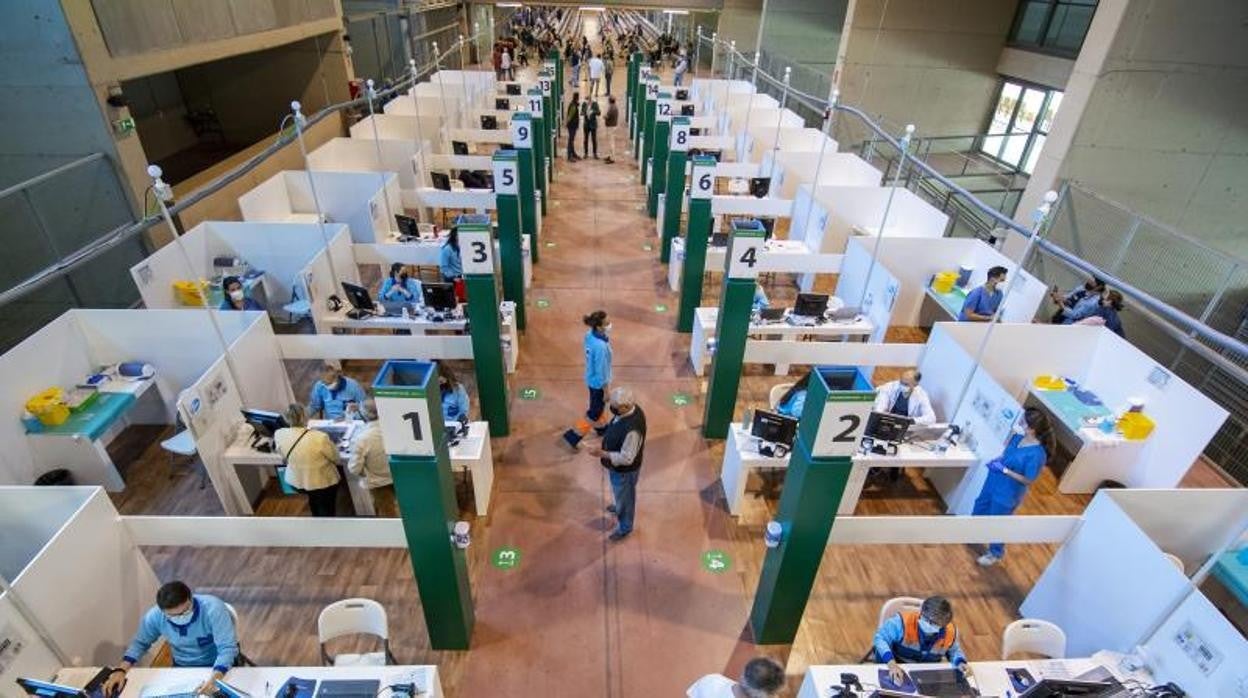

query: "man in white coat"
xmin=872 ymin=369 xmax=936 ymax=425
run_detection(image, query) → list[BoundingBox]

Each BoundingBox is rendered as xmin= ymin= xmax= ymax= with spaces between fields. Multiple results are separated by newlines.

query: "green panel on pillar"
xmin=455 ymin=214 xmax=510 ymax=437
xmin=677 ymin=155 xmax=715 ymax=332
xmin=640 ymin=79 xmax=658 ymax=175
xmin=372 ymin=360 xmax=473 ymax=650
xmin=510 ymin=113 xmax=538 ymax=263
xmin=702 ymin=220 xmax=767 ymax=439
xmin=525 ymin=89 xmax=548 ymax=216
xmin=647 ymin=93 xmax=672 ymax=219
xmin=492 ymin=152 xmax=526 ymax=332
xmin=659 ymin=114 xmax=689 ymax=262
xmin=750 ymin=366 xmax=875 ymax=644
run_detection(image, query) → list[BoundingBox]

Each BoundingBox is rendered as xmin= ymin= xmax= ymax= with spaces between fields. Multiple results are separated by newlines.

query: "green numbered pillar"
xmin=637 ymin=75 xmax=657 ymax=162
xmin=525 ymin=89 xmax=548 ymax=216
xmin=702 ymin=220 xmax=766 ymax=439
xmin=510 ymin=113 xmax=539 ymax=262
xmin=455 ymin=215 xmax=510 ymax=436
xmin=629 ymin=59 xmax=646 ymax=142
xmin=648 ymin=92 xmax=672 ymax=219
xmin=677 ymin=156 xmax=715 ymax=332
xmin=492 ymin=152 xmax=525 ymax=332
xmin=546 ymin=53 xmax=563 ymax=111
xmin=626 ymin=53 xmax=640 ymax=127
xmin=750 ymin=366 xmax=875 ymax=644
xmin=372 ymin=360 xmax=474 ymax=649
xmin=538 ymin=71 xmax=556 ymax=181
xmin=659 ymin=116 xmax=690 ymax=263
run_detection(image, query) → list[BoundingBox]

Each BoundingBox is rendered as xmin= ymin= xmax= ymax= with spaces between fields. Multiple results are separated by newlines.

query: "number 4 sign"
xmin=727 ymin=231 xmax=766 ymax=279
xmin=458 ymin=229 xmax=493 ymax=275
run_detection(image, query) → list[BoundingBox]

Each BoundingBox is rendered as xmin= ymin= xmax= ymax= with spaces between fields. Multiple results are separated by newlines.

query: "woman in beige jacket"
xmin=274 ymin=404 xmax=341 ymax=516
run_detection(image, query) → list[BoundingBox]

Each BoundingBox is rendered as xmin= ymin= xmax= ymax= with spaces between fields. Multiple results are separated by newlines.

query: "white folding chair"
xmin=1001 ymin=618 xmax=1067 ymax=660
xmin=862 ymin=597 xmax=925 ymax=661
xmin=1164 ymin=553 xmax=1186 ymax=575
xmin=160 ymin=428 xmax=205 ymax=489
xmin=769 ymin=383 xmax=794 ymax=411
xmin=223 ymin=602 xmax=256 ymax=666
xmin=317 ymin=598 xmax=396 ymax=666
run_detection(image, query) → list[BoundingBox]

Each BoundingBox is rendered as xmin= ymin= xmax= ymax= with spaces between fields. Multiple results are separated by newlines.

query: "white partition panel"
xmin=240 ymin=171 xmax=400 ymax=244
xmin=1022 ymin=493 xmax=1190 ymax=656
xmin=935 ymin=322 xmax=1102 ymax=399
xmin=0 ymin=487 xmax=94 ymax=581
xmin=812 ymin=185 xmax=949 ymax=254
xmin=831 ymin=239 xmax=900 ymax=379
xmin=178 ymin=357 xmax=249 ymax=515
xmin=10 ymin=488 xmax=159 ymax=667
xmin=770 ymin=152 xmax=883 ymax=201
xmin=307 ymin=137 xmax=419 ymax=209
xmin=1107 ymin=489 xmax=1248 ymax=572
xmin=743 ymin=341 xmax=924 ymax=370
xmin=0 ymin=594 xmax=62 ymax=686
xmin=828 ymin=514 xmax=1078 ymax=545
xmin=1081 ymin=332 xmax=1228 ymax=489
xmin=226 ymin=312 xmax=295 ymax=412
xmin=276 ymin=334 xmax=474 ymax=361
xmin=1142 ymin=589 xmax=1248 ymax=696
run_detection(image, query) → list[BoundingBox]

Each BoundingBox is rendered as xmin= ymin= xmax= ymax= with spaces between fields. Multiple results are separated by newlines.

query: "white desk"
xmin=1025 ymin=388 xmax=1148 ymax=494
xmin=373 ymin=235 xmax=531 ymax=289
xmin=26 ymin=376 xmax=162 ymax=491
xmin=720 ymin=424 xmax=978 ymax=516
xmin=219 ymin=420 xmax=494 ymax=517
xmin=800 ymin=654 xmax=1148 ymax=698
xmin=317 ymin=304 xmax=519 ymax=374
xmin=56 ymin=666 xmax=443 ymax=698
xmin=690 ymin=306 xmax=874 ymax=377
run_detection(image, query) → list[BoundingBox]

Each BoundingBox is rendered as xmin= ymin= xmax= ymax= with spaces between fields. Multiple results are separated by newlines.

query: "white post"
xmin=290 ymin=101 xmax=342 ymax=284
xmin=458 ymin=35 xmax=470 ymax=126
xmin=365 ymin=79 xmax=396 ymax=230
xmin=738 ymin=52 xmax=761 ymax=161
xmin=796 ymin=87 xmax=838 ymax=245
xmin=409 ymin=58 xmax=430 ymax=180
xmin=694 ymin=26 xmax=702 ymax=79
xmin=857 ymin=123 xmax=914 ymax=309
xmin=766 ymin=66 xmax=791 ymax=175
xmin=433 ymin=42 xmax=453 ymax=132
xmin=710 ymin=32 xmax=718 ymax=78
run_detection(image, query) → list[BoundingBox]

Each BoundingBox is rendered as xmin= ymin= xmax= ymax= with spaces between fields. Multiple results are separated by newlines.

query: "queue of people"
xmin=960 ymin=267 xmax=1127 ymax=336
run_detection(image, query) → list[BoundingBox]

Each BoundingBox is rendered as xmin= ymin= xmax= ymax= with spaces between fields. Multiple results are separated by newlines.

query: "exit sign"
xmin=113 ymin=117 xmax=135 ymax=136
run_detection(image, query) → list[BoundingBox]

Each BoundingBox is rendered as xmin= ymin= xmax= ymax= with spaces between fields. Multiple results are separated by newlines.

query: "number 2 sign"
xmin=811 ymin=394 xmax=874 ymax=458
xmin=458 ymin=229 xmax=493 ymax=275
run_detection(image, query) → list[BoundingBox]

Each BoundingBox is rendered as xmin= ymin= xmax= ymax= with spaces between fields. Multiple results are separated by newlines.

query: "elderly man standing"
xmin=588 ymin=387 xmax=646 ymax=541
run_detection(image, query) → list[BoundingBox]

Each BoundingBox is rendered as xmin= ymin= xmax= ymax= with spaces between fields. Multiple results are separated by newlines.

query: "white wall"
xmin=307 ymin=137 xmax=418 ymax=206
xmin=769 ymin=151 xmax=882 ymax=200
xmin=239 ymin=171 xmax=400 ymax=244
xmin=0 ymin=593 xmax=63 ymax=688
xmin=1107 ymin=489 xmax=1248 ymax=573
xmin=1143 ymin=588 xmax=1248 ymax=696
xmin=226 ymin=312 xmax=296 ymax=412
xmin=0 ymin=487 xmax=94 ymax=581
xmin=810 ymin=184 xmax=949 ymax=254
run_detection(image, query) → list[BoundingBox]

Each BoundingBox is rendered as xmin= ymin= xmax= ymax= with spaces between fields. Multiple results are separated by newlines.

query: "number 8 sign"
xmin=670 ymin=122 xmax=691 ymax=151
xmin=458 ymin=229 xmax=493 ymax=275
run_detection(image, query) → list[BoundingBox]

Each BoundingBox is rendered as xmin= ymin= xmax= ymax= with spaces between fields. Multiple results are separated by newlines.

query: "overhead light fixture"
xmin=663 ymin=9 xmax=690 ymax=14
xmin=496 ymin=2 xmax=522 ymax=6
xmin=579 ymin=6 xmax=605 ymax=11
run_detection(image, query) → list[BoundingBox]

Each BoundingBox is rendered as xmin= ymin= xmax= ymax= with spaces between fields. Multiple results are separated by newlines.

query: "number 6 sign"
xmin=691 ymin=160 xmax=715 ymax=199
xmin=458 ymin=229 xmax=493 ymax=275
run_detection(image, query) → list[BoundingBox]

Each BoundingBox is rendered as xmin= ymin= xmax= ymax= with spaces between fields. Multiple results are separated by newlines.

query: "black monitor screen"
xmin=1019 ymin=679 xmax=1122 ymax=697
xmin=481 ymin=115 xmax=499 ymax=130
xmin=749 ymin=177 xmax=771 ymax=198
xmin=751 ymin=410 xmax=798 ymax=446
xmin=422 ymin=281 xmax=457 ymax=311
xmin=452 ymin=140 xmax=469 ymax=155
xmin=794 ymin=293 xmax=828 ymax=317
xmin=341 ymin=280 xmax=375 ymax=312
xmin=495 ymin=98 xmax=510 ymax=110
xmin=710 ymin=232 xmax=728 ymax=248
xmin=431 ymin=172 xmax=452 ymax=191
xmin=241 ymin=408 xmax=288 ymax=439
xmin=675 ymin=88 xmax=689 ymax=100
xmin=680 ymin=103 xmax=696 ymax=116
xmin=866 ymin=411 xmax=913 ymax=443
xmin=506 ymin=83 xmax=522 ymax=95
xmin=758 ymin=217 xmax=775 ymax=239
xmin=395 ymin=214 xmax=419 ymax=237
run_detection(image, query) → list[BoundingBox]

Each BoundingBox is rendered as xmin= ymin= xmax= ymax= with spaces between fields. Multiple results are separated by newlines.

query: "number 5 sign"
xmin=811 ymin=393 xmax=874 ymax=458
xmin=458 ymin=229 xmax=493 ymax=275
xmin=493 ymin=157 xmax=518 ymax=195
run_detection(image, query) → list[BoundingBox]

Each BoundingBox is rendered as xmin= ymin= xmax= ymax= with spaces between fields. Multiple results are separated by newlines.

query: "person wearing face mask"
xmin=439 ymin=365 xmax=471 ymax=424
xmin=972 ymin=407 xmax=1054 ymax=566
xmin=380 ymin=263 xmax=421 ymax=303
xmin=218 ymin=276 xmax=263 ymax=311
xmin=958 ymin=265 xmax=1007 ymax=322
xmin=309 ymin=362 xmax=368 ymax=421
xmin=872 ymin=369 xmax=936 ymax=425
xmin=103 ymin=581 xmax=238 ymax=697
xmin=1050 ymin=275 xmax=1105 ymax=324
xmin=561 ymin=310 xmax=613 ymax=450
xmin=587 ymin=387 xmax=646 ymax=541
xmin=872 ymin=596 xmax=970 ymax=686
xmin=1076 ymin=289 xmax=1125 ymax=338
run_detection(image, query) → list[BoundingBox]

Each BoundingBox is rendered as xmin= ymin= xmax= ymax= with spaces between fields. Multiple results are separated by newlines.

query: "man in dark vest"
xmin=588 ymin=386 xmax=646 ymax=541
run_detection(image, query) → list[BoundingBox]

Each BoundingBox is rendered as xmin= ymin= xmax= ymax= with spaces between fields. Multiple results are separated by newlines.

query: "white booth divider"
xmin=830 ymin=237 xmax=901 ymax=352
xmin=1141 ymin=585 xmax=1248 ymax=696
xmin=349 ymin=114 xmax=443 ymax=154
xmin=767 ymin=151 xmax=883 ymax=201
xmin=1106 ymin=489 xmax=1248 ymax=573
xmin=238 ymin=170 xmax=401 ymax=244
xmin=129 ymin=221 xmax=351 ymax=316
xmin=276 ymin=334 xmax=474 ymax=361
xmin=0 ymin=487 xmax=158 ymax=668
xmin=742 ymin=126 xmax=834 ymax=174
xmin=834 ymin=236 xmax=1047 ymax=326
xmin=307 ymin=137 xmax=420 ymax=210
xmin=742 ymin=340 xmax=925 ymax=372
xmin=122 ymin=515 xmax=407 ymax=549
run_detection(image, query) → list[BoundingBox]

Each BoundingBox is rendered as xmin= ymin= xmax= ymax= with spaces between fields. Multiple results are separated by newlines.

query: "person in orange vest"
xmin=871 ymin=596 xmax=972 ymax=686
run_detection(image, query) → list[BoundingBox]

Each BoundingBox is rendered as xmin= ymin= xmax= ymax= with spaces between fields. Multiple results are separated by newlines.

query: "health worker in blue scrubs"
xmin=973 ymin=407 xmax=1054 ymax=566
xmin=380 ymin=263 xmax=421 ymax=303
xmin=309 ymin=363 xmax=368 ymax=421
xmin=959 ymin=265 xmax=1007 ymax=322
xmin=562 ymin=310 xmax=613 ymax=449
xmin=439 ymin=366 xmax=471 ymax=424
xmin=219 ymin=276 xmax=263 ymax=311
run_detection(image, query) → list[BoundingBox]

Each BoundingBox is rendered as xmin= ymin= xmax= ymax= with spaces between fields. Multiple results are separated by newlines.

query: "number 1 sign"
xmin=377 ymin=396 xmax=435 ymax=457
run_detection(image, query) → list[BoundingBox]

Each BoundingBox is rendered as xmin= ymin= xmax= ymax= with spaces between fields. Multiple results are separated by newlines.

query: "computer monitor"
xmin=480 ymin=115 xmax=499 ymax=130
xmin=1019 ymin=679 xmax=1124 ymax=697
xmin=866 ymin=411 xmax=913 ymax=443
xmin=757 ymin=217 xmax=775 ymax=239
xmin=495 ymin=97 xmax=510 ymax=110
xmin=505 ymin=83 xmax=522 ymax=95
xmin=909 ymin=668 xmax=976 ymax=698
xmin=341 ymin=280 xmax=377 ymax=318
xmin=241 ymin=408 xmax=289 ymax=441
xmin=431 ymin=171 xmax=452 ymax=191
xmin=16 ymin=679 xmax=89 ymax=698
xmin=710 ymin=232 xmax=728 ymax=248
xmin=675 ymin=88 xmax=689 ymax=100
xmin=395 ymin=213 xmax=419 ymax=238
xmin=680 ymin=103 xmax=696 ymax=116
xmin=452 ymin=140 xmax=469 ymax=155
xmin=750 ymin=410 xmax=798 ymax=446
xmin=690 ymin=127 xmax=702 ymax=136
xmin=749 ymin=177 xmax=771 ymax=198
xmin=793 ymin=292 xmax=829 ymax=317
xmin=422 ymin=281 xmax=458 ymax=311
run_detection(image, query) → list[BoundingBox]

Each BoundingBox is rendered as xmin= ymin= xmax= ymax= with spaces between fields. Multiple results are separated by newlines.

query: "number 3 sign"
xmin=458 ymin=229 xmax=493 ymax=275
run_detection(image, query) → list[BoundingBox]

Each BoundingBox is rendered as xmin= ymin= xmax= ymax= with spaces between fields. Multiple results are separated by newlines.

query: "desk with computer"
xmin=690 ymin=293 xmax=874 ymax=377
xmin=37 ymin=666 xmax=443 ymax=698
xmin=720 ymin=407 xmax=977 ymax=517
xmin=223 ymin=407 xmax=494 ymax=516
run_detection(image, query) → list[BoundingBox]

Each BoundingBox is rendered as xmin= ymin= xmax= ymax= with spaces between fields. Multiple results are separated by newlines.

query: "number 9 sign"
xmin=458 ymin=229 xmax=494 ymax=275
xmin=690 ymin=161 xmax=715 ymax=200
xmin=511 ymin=119 xmax=532 ymax=148
xmin=493 ymin=158 xmax=518 ymax=195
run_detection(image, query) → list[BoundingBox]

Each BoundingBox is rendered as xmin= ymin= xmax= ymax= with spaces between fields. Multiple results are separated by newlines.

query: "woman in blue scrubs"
xmin=973 ymin=407 xmax=1054 ymax=566
xmin=439 ymin=366 xmax=471 ymax=425
xmin=379 ymin=263 xmax=420 ymax=303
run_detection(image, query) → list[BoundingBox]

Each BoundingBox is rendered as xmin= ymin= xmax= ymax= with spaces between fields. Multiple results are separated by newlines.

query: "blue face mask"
xmin=166 ymin=608 xmax=194 ymax=626
xmin=918 ymin=617 xmax=942 ymax=635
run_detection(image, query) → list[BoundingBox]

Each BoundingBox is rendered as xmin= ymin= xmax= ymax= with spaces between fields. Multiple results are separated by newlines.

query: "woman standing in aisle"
xmin=562 ymin=310 xmax=613 ymax=450
xmin=275 ymin=404 xmax=342 ymax=517
xmin=972 ymin=407 xmax=1054 ymax=566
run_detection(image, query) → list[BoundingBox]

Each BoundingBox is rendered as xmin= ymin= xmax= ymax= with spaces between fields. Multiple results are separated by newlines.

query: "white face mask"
xmin=166 ymin=608 xmax=194 ymax=626
xmin=1012 ymin=424 xmax=1027 ymax=436
xmin=918 ymin=617 xmax=942 ymax=635
xmin=229 ymin=289 xmax=244 ymax=302
xmin=602 ymin=323 xmax=613 ymax=334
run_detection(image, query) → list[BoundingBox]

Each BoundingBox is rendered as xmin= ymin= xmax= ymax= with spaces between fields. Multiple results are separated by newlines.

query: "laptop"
xmin=828 ymin=305 xmax=861 ymax=321
xmin=910 ymin=668 xmax=975 ymax=698
xmin=314 ymin=680 xmax=381 ymax=698
xmin=758 ymin=307 xmax=785 ymax=322
xmin=380 ymin=300 xmax=416 ymax=317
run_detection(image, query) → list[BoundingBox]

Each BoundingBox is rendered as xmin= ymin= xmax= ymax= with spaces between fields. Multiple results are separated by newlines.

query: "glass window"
xmin=980 ymin=79 xmax=1063 ymax=175
xmin=989 ymin=83 xmax=1022 ymax=134
xmin=1008 ymin=0 xmax=1098 ymax=57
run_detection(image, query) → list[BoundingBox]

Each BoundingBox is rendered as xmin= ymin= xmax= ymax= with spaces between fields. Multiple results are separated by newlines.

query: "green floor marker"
xmin=671 ymin=392 xmax=691 ymax=407
xmin=545 ymin=241 xmax=556 ymax=248
xmin=654 ymin=303 xmax=668 ymax=313
xmin=491 ymin=546 xmax=522 ymax=570
xmin=519 ymin=387 xmax=541 ymax=400
xmin=701 ymin=550 xmax=731 ymax=574
xmin=535 ymin=298 xmax=551 ymax=309
xmin=642 ymin=243 xmax=653 ymax=251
